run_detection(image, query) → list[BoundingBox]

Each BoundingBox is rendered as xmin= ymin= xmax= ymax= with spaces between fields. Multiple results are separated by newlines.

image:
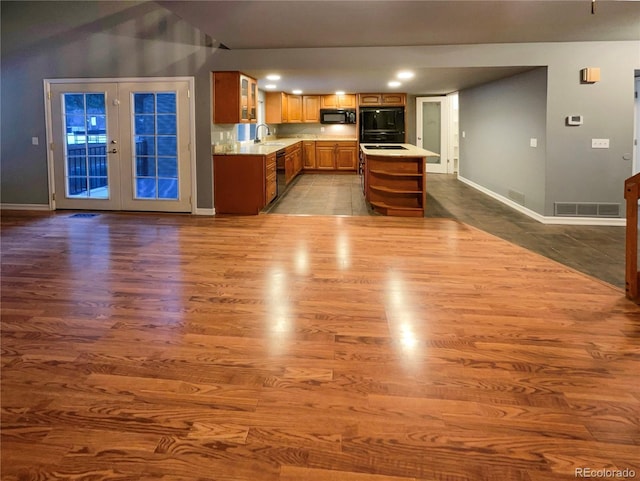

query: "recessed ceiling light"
xmin=266 ymin=74 xmax=281 ymax=81
xmin=335 ymin=90 xmax=345 ymax=95
xmin=292 ymin=89 xmax=303 ymax=95
xmin=397 ymin=71 xmax=415 ymax=80
xmin=388 ymin=81 xmax=402 ymax=88
xmin=265 ymin=84 xmax=277 ymax=89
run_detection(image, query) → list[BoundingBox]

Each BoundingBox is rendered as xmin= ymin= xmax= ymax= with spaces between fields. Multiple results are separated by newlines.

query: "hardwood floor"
xmin=1 ymin=211 xmax=639 ymax=481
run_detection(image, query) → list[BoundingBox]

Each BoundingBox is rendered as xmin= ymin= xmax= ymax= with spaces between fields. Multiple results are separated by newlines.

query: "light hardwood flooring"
xmin=1 ymin=210 xmax=638 ymax=481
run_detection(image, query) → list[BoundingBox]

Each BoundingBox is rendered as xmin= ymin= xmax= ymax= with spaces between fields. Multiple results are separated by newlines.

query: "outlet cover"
xmin=530 ymin=138 xmax=537 ymax=148
xmin=591 ymin=138 xmax=610 ymax=149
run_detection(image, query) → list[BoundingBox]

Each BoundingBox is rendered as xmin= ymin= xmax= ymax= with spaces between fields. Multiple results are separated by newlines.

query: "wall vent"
xmin=554 ymin=202 xmax=620 ymax=217
xmin=508 ymin=189 xmax=525 ymax=206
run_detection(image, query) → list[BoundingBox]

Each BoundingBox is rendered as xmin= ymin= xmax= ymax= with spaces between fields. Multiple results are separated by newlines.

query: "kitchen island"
xmin=360 ymin=143 xmax=438 ymax=217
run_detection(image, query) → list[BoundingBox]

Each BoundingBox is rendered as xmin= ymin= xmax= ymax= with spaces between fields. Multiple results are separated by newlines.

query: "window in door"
xmin=133 ymin=92 xmax=179 ymax=200
xmin=63 ymin=93 xmax=109 ymax=199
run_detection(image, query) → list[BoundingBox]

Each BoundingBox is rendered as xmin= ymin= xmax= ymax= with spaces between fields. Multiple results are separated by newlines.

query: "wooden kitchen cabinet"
xmin=320 ymin=94 xmax=356 ymax=109
xmin=284 ymin=142 xmax=303 ymax=184
xmin=265 ymin=92 xmax=289 ymax=124
xmin=212 ymin=71 xmax=257 ymax=124
xmin=302 ymin=141 xmax=316 ymax=169
xmin=315 ymin=141 xmax=357 ymax=171
xmin=358 ymin=93 xmax=406 ymax=106
xmin=302 ymin=96 xmax=321 ymax=123
xmin=287 ymin=95 xmax=303 ymax=123
xmin=214 ymin=153 xmax=275 ymax=214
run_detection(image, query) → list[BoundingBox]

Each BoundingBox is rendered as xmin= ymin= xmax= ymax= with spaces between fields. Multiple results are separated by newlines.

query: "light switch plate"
xmin=592 ymin=138 xmax=610 ymax=149
xmin=31 ymin=137 xmax=39 ymax=145
xmin=530 ymin=138 xmax=537 ymax=148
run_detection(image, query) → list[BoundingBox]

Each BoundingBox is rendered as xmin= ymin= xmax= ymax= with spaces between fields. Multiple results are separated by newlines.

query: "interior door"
xmin=49 ymin=79 xmax=192 ymax=212
xmin=416 ymin=97 xmax=449 ymax=174
xmin=51 ymin=83 xmax=122 ymax=210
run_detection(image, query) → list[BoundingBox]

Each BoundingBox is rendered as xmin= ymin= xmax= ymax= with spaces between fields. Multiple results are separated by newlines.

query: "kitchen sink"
xmin=364 ymin=145 xmax=408 ymax=150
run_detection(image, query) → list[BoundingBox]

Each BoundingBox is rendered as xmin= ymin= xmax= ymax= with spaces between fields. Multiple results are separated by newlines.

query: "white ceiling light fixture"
xmin=292 ymin=89 xmax=303 ymax=94
xmin=335 ymin=90 xmax=346 ymax=95
xmin=266 ymin=74 xmax=281 ymax=81
xmin=388 ymin=81 xmax=402 ymax=88
xmin=397 ymin=71 xmax=415 ymax=80
xmin=265 ymin=84 xmax=277 ymax=89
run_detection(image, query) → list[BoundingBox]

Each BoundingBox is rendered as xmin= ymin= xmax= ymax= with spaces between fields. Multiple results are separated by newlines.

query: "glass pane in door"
xmin=133 ymin=92 xmax=178 ymax=200
xmin=422 ymin=102 xmax=442 ymax=165
xmin=63 ymin=93 xmax=108 ymax=198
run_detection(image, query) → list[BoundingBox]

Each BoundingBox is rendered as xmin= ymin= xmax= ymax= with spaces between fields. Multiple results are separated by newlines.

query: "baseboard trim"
xmin=196 ymin=208 xmax=215 ymax=216
xmin=1 ymin=203 xmax=52 ymax=211
xmin=456 ymin=176 xmax=626 ymax=227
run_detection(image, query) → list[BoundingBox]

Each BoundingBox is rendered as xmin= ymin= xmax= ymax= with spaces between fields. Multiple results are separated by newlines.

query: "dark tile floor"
xmin=266 ymin=173 xmax=627 ymax=289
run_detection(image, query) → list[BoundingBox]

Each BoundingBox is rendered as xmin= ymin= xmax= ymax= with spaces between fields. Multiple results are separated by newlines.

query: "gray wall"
xmin=2 ymin=1 xmax=638 ymax=217
xmin=1 ymin=1 xmax=216 ymax=208
xmin=459 ymin=68 xmax=548 ymax=214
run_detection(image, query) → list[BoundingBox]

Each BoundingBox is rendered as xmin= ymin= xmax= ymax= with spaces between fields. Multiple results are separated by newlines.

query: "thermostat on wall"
xmin=566 ymin=115 xmax=583 ymax=126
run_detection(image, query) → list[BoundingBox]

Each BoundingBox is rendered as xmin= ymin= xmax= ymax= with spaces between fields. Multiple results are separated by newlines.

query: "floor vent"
xmin=69 ymin=213 xmax=99 ymax=218
xmin=554 ymin=202 xmax=620 ymax=217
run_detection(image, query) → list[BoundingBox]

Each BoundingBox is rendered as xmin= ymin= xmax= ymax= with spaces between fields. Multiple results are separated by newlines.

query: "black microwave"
xmin=320 ymin=109 xmax=356 ymax=124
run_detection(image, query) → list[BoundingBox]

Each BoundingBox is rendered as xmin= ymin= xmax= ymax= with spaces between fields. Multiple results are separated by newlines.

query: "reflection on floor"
xmin=267 ymin=173 xmax=626 ymax=288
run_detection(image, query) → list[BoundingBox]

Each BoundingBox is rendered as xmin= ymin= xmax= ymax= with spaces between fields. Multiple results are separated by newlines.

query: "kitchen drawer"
xmin=266 ymin=173 xmax=277 ymax=202
xmin=266 ymin=160 xmax=276 ymax=177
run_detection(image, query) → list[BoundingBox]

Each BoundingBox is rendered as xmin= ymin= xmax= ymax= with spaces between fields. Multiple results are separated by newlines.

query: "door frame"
xmin=43 ymin=77 xmax=197 ymax=214
xmin=416 ymin=95 xmax=451 ymax=174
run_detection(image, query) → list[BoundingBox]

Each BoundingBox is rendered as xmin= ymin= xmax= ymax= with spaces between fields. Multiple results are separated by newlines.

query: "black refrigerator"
xmin=359 ymin=107 xmax=405 ymax=143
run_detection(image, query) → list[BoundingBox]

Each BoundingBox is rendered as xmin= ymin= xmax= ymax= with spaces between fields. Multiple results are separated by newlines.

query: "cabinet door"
xmin=337 ymin=94 xmax=356 ymax=108
xmin=382 ymin=93 xmax=406 ymax=106
xmin=284 ymin=153 xmax=294 ymax=184
xmin=320 ymin=95 xmax=338 ymax=109
xmin=249 ymin=78 xmax=257 ymax=121
xmin=315 ymin=143 xmax=336 ymax=170
xmin=358 ymin=94 xmax=381 ymax=106
xmin=302 ymin=96 xmax=320 ymax=123
xmin=336 ymin=143 xmax=357 ymax=170
xmin=287 ymin=95 xmax=303 ymax=123
xmin=239 ymin=74 xmax=250 ymax=122
xmin=303 ymin=141 xmax=316 ymax=169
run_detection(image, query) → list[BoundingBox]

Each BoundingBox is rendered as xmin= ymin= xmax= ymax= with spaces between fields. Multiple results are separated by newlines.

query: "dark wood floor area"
xmin=2 ymin=211 xmax=639 ymax=481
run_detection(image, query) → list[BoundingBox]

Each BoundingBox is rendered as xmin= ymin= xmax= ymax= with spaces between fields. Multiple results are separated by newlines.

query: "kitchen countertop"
xmin=360 ymin=143 xmax=439 ymax=158
xmin=213 ymin=137 xmax=358 ymax=156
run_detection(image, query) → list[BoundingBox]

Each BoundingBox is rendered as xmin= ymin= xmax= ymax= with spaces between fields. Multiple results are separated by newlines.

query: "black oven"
xmin=359 ymin=107 xmax=405 ymax=143
xmin=320 ymin=109 xmax=356 ymax=124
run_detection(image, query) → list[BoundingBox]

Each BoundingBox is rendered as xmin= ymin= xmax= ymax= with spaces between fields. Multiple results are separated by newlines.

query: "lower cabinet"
xmin=285 ymin=142 xmax=302 ymax=184
xmin=213 ymin=153 xmax=276 ymax=215
xmin=303 ymin=141 xmax=316 ymax=169
xmin=314 ymin=141 xmax=357 ymax=171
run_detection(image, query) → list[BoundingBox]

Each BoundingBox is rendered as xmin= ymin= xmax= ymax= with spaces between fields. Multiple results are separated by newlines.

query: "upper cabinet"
xmin=287 ymin=95 xmax=303 ymax=123
xmin=302 ymin=96 xmax=321 ymax=123
xmin=265 ymin=92 xmax=289 ymax=124
xmin=358 ymin=93 xmax=406 ymax=106
xmin=321 ymin=94 xmax=356 ymax=109
xmin=212 ymin=71 xmax=257 ymax=124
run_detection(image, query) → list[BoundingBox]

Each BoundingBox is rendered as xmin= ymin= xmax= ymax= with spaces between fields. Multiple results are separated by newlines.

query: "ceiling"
xmin=159 ymin=0 xmax=640 ymax=95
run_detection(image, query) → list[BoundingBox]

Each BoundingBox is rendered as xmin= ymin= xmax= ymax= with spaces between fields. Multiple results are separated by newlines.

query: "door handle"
xmin=107 ymin=148 xmax=118 ymax=154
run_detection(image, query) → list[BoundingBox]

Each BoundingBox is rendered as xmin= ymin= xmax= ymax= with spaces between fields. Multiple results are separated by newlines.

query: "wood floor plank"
xmin=1 ymin=211 xmax=638 ymax=481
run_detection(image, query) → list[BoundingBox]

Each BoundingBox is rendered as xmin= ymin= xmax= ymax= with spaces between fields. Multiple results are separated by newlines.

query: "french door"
xmin=49 ymin=79 xmax=192 ymax=212
xmin=416 ymin=96 xmax=450 ymax=174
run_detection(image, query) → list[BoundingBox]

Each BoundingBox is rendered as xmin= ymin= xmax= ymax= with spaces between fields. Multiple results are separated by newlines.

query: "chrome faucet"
xmin=254 ymin=123 xmax=271 ymax=143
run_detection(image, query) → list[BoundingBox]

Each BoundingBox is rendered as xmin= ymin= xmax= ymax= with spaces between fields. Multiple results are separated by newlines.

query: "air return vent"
xmin=554 ymin=202 xmax=620 ymax=217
